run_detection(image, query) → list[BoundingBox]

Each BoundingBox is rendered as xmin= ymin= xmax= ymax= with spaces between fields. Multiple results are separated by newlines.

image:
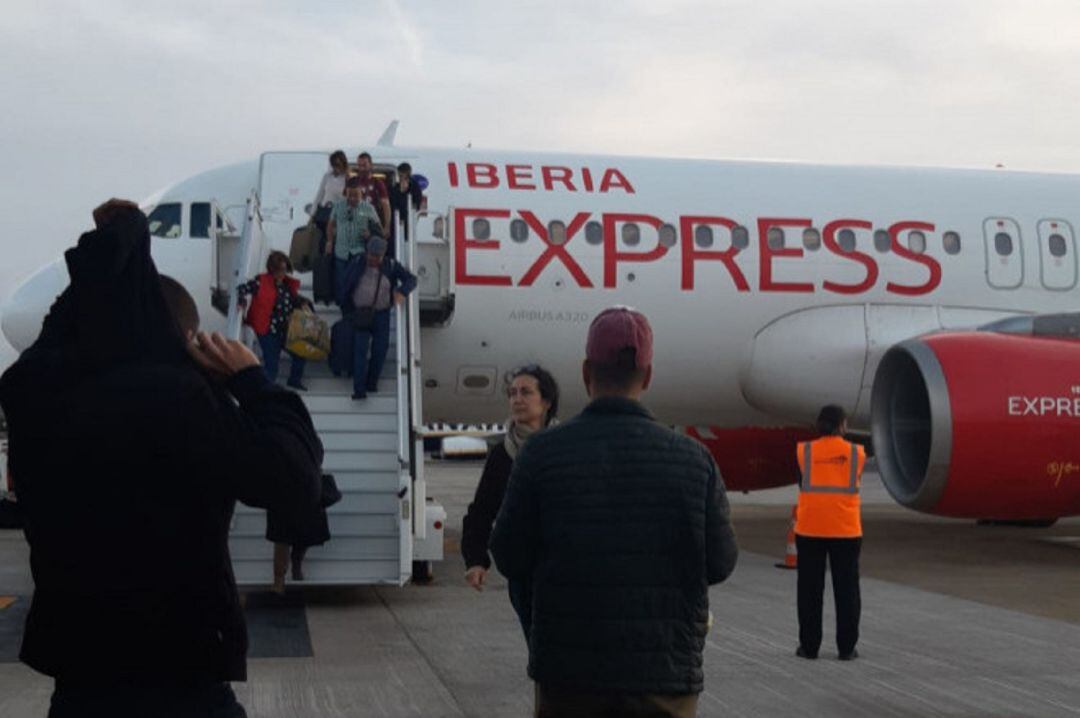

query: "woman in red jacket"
xmin=238 ymin=251 xmax=310 ymax=390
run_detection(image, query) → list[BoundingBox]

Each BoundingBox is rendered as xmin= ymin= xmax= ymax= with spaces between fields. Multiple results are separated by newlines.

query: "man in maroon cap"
xmin=491 ymin=306 xmax=738 ymax=718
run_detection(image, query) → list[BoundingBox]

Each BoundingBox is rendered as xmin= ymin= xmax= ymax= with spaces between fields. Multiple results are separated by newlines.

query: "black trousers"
xmin=49 ymin=680 xmax=246 ymax=718
xmin=795 ymin=535 xmax=861 ymax=656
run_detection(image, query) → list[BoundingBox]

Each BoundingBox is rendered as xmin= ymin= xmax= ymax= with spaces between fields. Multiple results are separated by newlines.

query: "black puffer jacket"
xmin=490 ymin=397 xmax=738 ymax=694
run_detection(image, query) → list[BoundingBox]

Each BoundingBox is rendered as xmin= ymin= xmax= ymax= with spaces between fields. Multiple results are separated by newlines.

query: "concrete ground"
xmin=1 ymin=460 xmax=1079 ymax=717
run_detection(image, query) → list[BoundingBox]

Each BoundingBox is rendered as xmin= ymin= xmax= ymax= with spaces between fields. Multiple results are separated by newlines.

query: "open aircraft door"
xmin=257 ymin=152 xmax=328 ymax=256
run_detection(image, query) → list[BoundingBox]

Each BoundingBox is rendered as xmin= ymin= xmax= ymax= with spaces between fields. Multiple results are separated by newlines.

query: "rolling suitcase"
xmin=313 ymin=254 xmax=335 ymax=305
xmin=328 ymin=318 xmax=354 ymax=377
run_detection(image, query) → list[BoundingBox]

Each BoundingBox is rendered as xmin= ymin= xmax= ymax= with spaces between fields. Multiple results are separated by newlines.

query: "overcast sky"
xmin=4 ymin=0 xmax=1080 ymax=366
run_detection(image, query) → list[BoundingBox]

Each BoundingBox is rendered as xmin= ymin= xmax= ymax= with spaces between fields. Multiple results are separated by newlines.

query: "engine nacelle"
xmin=871 ymin=330 xmax=1080 ymax=519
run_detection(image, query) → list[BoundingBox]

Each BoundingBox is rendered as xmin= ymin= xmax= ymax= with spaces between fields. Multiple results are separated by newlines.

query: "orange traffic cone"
xmin=774 ymin=505 xmax=798 ymax=569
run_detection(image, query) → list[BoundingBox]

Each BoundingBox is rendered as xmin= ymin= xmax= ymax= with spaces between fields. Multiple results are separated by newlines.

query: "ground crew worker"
xmin=794 ymin=404 xmax=865 ymax=661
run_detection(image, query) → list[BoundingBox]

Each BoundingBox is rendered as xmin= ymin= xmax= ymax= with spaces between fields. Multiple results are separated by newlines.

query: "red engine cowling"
xmin=871 ymin=331 xmax=1080 ymax=519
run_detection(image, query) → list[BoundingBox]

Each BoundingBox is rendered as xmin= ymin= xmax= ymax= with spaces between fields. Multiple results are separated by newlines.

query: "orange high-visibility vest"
xmin=795 ymin=436 xmax=865 ymax=538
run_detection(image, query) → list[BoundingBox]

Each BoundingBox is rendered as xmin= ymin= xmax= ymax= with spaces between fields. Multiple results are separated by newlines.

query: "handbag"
xmin=320 ymin=473 xmax=342 ymax=508
xmin=350 ymin=268 xmax=384 ymax=331
xmin=285 ymin=306 xmax=330 ymax=361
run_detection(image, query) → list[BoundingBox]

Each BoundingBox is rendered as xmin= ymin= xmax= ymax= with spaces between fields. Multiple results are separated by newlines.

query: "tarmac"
xmin=1 ymin=460 xmax=1079 ymax=717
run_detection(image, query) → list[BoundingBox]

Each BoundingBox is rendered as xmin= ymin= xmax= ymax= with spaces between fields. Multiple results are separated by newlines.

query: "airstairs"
xmin=223 ymin=152 xmax=443 ymax=587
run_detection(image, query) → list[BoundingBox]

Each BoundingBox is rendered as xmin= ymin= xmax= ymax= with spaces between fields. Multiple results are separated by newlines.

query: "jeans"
xmin=796 ymin=535 xmax=862 ymax=656
xmin=352 ymin=309 xmax=391 ymax=396
xmin=257 ymin=332 xmax=305 ymax=386
xmin=50 ymin=680 xmax=246 ymax=718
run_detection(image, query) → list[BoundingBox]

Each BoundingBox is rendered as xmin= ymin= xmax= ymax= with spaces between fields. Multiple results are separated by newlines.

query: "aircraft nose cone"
xmin=1 ymin=260 xmax=69 ymax=353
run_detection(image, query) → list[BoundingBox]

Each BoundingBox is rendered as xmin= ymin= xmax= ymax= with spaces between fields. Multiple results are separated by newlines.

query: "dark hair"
xmin=329 ymin=150 xmax=347 ymax=167
xmin=159 ymin=275 xmax=199 ymax=337
xmin=345 ymin=177 xmax=362 ymax=189
xmin=357 ymin=151 xmax=373 ymax=162
xmin=397 ymin=162 xmax=412 ymax=175
xmin=509 ymin=364 xmax=559 ymax=425
xmin=587 ymin=347 xmax=647 ymax=393
xmin=266 ymin=250 xmax=292 ymax=274
xmin=816 ymin=404 xmax=847 ymax=435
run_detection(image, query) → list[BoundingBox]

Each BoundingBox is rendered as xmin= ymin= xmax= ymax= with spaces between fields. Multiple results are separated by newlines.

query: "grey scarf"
xmin=503 ymin=418 xmax=558 ymax=460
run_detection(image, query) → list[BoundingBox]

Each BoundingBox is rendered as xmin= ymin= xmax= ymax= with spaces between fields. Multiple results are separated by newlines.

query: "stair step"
xmin=321 ymin=450 xmax=399 ymax=472
xmin=231 ymin=559 xmax=402 ymax=585
xmin=232 ymin=512 xmax=399 ymax=537
xmin=331 ymin=471 xmax=401 ymax=492
xmin=312 ymin=414 xmax=397 ymax=433
xmin=301 ymin=394 xmax=397 ymax=414
xmin=318 ymin=432 xmax=398 ymax=451
xmin=229 ymin=535 xmax=399 ymax=561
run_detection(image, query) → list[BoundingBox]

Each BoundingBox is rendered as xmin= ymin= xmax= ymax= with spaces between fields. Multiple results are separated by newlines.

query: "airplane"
xmin=4 ymin=128 xmax=1080 ymax=533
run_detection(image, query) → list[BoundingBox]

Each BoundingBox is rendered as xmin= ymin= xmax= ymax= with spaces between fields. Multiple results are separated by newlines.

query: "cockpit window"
xmin=190 ymin=202 xmax=211 ymax=238
xmin=147 ymin=203 xmax=182 ymax=238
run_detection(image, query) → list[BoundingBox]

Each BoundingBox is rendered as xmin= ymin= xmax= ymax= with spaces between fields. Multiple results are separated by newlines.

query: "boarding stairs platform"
xmin=222 ymin=158 xmax=443 ymax=587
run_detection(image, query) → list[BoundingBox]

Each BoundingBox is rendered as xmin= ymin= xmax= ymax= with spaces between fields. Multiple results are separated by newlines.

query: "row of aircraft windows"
xmin=471 ymin=217 xmax=1073 ymax=260
xmin=475 ymin=218 xmax=965 ymax=255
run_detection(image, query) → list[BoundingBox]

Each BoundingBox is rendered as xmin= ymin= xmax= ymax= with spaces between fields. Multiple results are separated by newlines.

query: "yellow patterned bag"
xmin=285 ymin=307 xmax=330 ymax=361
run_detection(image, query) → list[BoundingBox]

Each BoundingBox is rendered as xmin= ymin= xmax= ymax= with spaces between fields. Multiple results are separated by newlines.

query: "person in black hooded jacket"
xmin=0 ymin=199 xmax=323 ymax=717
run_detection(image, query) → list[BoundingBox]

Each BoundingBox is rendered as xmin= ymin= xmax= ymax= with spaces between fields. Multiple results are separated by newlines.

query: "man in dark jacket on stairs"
xmin=491 ymin=306 xmax=738 ymax=718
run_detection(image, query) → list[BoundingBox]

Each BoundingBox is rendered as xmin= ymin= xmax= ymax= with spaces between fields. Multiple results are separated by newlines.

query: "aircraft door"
xmin=1036 ymin=219 xmax=1077 ymax=291
xmin=257 ymin=152 xmax=329 ymax=256
xmin=982 ymin=218 xmax=1024 ymax=289
xmin=414 ymin=206 xmax=454 ymax=324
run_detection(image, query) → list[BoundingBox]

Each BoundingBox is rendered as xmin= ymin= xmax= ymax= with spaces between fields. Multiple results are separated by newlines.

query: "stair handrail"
xmin=225 ymin=191 xmax=260 ymax=339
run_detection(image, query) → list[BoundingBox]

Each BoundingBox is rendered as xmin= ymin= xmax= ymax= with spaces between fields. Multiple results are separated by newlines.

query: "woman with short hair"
xmin=237 ymin=251 xmax=310 ymax=390
xmin=461 ymin=364 xmax=560 ymax=638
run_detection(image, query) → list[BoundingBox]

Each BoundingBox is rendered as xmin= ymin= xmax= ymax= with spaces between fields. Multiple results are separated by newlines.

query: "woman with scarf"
xmin=461 ymin=365 xmax=559 ymax=638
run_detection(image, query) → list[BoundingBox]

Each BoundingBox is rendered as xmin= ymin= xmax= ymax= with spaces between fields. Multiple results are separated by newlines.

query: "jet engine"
xmin=871 ymin=317 xmax=1080 ymax=520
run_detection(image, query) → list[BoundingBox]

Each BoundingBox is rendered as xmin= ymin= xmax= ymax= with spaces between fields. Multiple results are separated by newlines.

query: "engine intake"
xmin=871 ymin=331 xmax=1080 ymax=519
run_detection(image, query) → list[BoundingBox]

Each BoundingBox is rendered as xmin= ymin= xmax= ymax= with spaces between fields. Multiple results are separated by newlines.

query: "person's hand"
xmin=362 ymin=228 xmax=371 ymax=239
xmin=465 ymin=566 xmax=487 ymax=591
xmin=392 ymin=291 xmax=406 ymax=306
xmin=92 ymin=198 xmax=141 ymax=228
xmin=187 ymin=332 xmax=261 ymax=378
xmin=325 ymin=241 xmax=334 ymax=256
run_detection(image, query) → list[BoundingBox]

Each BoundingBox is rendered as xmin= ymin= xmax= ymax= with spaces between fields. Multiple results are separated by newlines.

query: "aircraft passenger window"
xmin=943 ymin=231 xmax=961 ymax=255
xmin=548 ymin=220 xmax=567 ymax=245
xmin=585 ymin=221 xmax=603 ymax=245
xmin=658 ymin=224 xmax=677 ymax=248
xmin=189 ymin=202 xmax=211 ymax=239
xmin=994 ymin=232 xmax=1014 ymax=256
xmin=694 ymin=225 xmax=714 ymax=248
xmin=473 ymin=218 xmax=491 ymax=240
xmin=838 ymin=229 xmax=856 ymax=252
xmin=873 ymin=229 xmax=891 ymax=253
xmin=802 ymin=228 xmax=821 ymax=251
xmin=1049 ymin=233 xmax=1068 ymax=258
xmin=622 ymin=223 xmax=641 ymax=246
xmin=732 ymin=225 xmax=750 ymax=249
xmin=147 ymin=203 xmax=182 ymax=239
xmin=908 ymin=231 xmax=927 ymax=254
xmin=510 ymin=219 xmax=529 ymax=243
xmin=766 ymin=227 xmax=785 ymax=250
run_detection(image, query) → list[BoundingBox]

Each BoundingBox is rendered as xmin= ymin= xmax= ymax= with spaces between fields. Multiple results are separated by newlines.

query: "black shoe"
xmin=286 ymin=380 xmax=308 ymax=392
xmin=838 ymin=649 xmax=859 ymax=661
xmin=365 ymin=382 xmax=379 ymax=393
xmin=351 ymin=392 xmax=367 ymax=401
xmin=796 ymin=646 xmax=818 ymax=660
